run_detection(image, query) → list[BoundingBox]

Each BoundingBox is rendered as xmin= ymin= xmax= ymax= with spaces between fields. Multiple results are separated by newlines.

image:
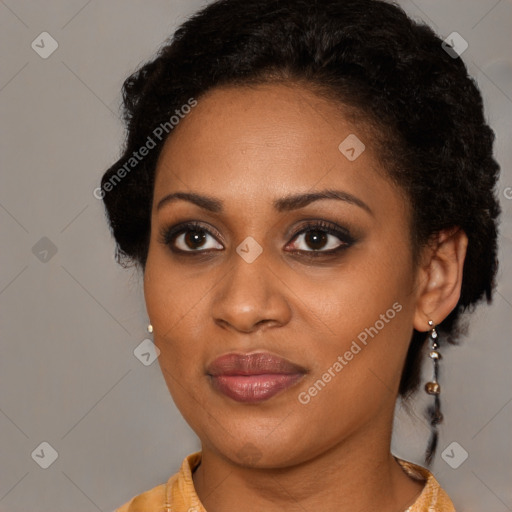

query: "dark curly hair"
xmin=100 ymin=0 xmax=501 ymax=463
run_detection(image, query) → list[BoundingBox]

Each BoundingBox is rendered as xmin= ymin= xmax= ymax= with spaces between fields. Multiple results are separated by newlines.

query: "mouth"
xmin=206 ymin=352 xmax=307 ymax=403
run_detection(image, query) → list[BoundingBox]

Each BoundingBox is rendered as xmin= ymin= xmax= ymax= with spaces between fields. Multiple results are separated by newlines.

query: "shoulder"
xmin=114 ymin=451 xmax=203 ymax=512
xmin=397 ymin=458 xmax=456 ymax=512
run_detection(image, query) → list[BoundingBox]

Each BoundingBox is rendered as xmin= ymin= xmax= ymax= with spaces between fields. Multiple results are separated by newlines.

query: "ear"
xmin=413 ymin=227 xmax=468 ymax=332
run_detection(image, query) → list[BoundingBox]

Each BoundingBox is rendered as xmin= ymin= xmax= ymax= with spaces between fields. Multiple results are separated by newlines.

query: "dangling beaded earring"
xmin=147 ymin=323 xmax=153 ymax=334
xmin=425 ymin=319 xmax=443 ymax=465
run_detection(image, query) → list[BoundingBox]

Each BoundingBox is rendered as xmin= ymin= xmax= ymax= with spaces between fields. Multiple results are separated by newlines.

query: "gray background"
xmin=0 ymin=1 xmax=510 ymax=511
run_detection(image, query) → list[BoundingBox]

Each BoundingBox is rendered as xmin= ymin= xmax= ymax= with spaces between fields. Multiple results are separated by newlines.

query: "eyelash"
xmin=158 ymin=220 xmax=355 ymax=258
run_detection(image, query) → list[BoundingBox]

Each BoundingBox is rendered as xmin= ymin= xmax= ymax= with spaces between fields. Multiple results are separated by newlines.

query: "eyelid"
xmin=158 ymin=220 xmax=223 ymax=250
xmin=285 ymin=220 xmax=354 ymax=254
xmin=158 ymin=219 xmax=355 ymax=254
xmin=288 ymin=220 xmax=353 ymax=243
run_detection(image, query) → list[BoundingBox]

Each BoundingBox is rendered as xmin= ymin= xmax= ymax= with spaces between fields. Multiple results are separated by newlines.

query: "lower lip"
xmin=210 ymin=373 xmax=304 ymax=403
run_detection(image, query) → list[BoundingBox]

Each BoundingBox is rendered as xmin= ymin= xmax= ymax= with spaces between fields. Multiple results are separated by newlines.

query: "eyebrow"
xmin=156 ymin=189 xmax=373 ymax=216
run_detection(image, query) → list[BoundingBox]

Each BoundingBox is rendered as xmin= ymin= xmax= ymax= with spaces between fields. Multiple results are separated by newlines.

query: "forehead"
xmin=153 ymin=82 xmax=401 ymax=216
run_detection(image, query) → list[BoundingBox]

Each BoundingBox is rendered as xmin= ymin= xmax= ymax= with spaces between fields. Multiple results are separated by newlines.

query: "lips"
xmin=207 ymin=352 xmax=307 ymax=403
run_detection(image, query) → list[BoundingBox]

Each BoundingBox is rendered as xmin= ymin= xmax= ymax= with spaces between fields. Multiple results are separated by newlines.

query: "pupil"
xmin=185 ymin=230 xmax=206 ymax=249
xmin=306 ymin=230 xmax=327 ymax=250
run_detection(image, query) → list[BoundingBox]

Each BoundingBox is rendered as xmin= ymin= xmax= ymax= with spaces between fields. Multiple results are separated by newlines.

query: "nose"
xmin=211 ymin=250 xmax=292 ymax=334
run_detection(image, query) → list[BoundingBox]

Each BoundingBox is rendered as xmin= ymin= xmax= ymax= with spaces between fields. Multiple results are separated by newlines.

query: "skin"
xmin=143 ymin=82 xmax=468 ymax=512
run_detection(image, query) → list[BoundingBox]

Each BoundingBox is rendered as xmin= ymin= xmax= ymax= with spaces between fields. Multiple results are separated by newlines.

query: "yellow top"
xmin=115 ymin=451 xmax=456 ymax=512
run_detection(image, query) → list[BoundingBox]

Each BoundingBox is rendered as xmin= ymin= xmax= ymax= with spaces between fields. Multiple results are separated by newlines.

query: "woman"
xmin=100 ymin=0 xmax=501 ymax=510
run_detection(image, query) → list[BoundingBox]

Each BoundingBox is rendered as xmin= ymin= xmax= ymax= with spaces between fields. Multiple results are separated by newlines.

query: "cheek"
xmin=295 ymin=238 xmax=416 ymax=398
xmin=144 ymin=247 xmax=206 ymax=329
xmin=307 ymin=244 xmax=413 ymax=342
xmin=144 ymin=256 xmax=209 ymax=423
xmin=143 ymin=251 xmax=208 ymax=373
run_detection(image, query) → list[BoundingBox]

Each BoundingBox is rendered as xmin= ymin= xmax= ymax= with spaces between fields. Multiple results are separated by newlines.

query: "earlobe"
xmin=413 ymin=227 xmax=468 ymax=331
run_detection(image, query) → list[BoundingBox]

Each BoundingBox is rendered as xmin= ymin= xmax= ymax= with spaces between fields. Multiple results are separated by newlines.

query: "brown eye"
xmin=287 ymin=221 xmax=354 ymax=254
xmin=182 ymin=229 xmax=208 ymax=250
xmin=303 ymin=230 xmax=329 ymax=250
xmin=160 ymin=222 xmax=223 ymax=253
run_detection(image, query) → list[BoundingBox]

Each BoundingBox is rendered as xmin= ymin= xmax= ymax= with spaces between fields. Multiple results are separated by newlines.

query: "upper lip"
xmin=206 ymin=352 xmax=307 ymax=376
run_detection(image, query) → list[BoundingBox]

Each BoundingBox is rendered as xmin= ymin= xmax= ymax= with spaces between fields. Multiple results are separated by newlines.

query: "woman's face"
xmin=144 ymin=82 xmax=424 ymax=467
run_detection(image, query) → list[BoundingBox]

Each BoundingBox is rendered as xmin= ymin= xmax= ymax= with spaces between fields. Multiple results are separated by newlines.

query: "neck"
xmin=192 ymin=415 xmax=424 ymax=512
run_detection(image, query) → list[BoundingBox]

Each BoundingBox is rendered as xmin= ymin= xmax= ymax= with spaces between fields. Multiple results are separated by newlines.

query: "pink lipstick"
xmin=207 ymin=352 xmax=307 ymax=403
